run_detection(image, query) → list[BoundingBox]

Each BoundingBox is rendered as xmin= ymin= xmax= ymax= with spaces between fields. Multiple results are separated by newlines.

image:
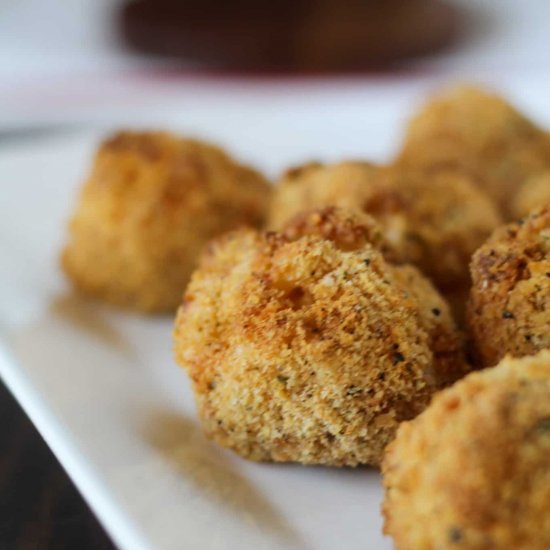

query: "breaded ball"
xmin=62 ymin=131 xmax=270 ymax=312
xmin=174 ymin=213 xmax=467 ymax=466
xmin=281 ymin=205 xmax=400 ymax=262
xmin=282 ymin=207 xmax=469 ymax=387
xmin=512 ymin=171 xmax=550 ymax=219
xmin=382 ymin=352 xmax=550 ymax=550
xmin=389 ymin=264 xmax=469 ymax=388
xmin=268 ymin=161 xmax=502 ymax=289
xmin=468 ymin=205 xmax=550 ymax=366
xmin=398 ymin=85 xmax=550 ymax=216
xmin=268 ymin=161 xmax=378 ymax=228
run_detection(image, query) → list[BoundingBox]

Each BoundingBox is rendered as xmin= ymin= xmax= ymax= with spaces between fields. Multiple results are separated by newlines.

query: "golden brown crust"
xmin=382 ymin=352 xmax=550 ymax=550
xmin=281 ymin=206 xmax=400 ymax=261
xmin=390 ymin=264 xmax=469 ymax=388
xmin=282 ymin=207 xmax=468 ymax=387
xmin=62 ymin=130 xmax=271 ymax=312
xmin=365 ymin=168 xmax=502 ymax=290
xmin=468 ymin=205 xmax=550 ymax=366
xmin=174 ymin=214 xmax=467 ymax=466
xmin=268 ymin=160 xmax=378 ymax=230
xmin=398 ymin=85 xmax=550 ymax=217
xmin=269 ymin=161 xmax=501 ymax=289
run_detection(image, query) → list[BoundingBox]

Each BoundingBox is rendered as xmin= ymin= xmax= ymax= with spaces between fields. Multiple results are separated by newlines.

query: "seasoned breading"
xmin=283 ymin=207 xmax=468 ymax=387
xmin=174 ymin=211 xmax=467 ymax=466
xmin=62 ymin=131 xmax=270 ymax=312
xmin=269 ymin=161 xmax=501 ymax=289
xmin=468 ymin=205 xmax=550 ymax=366
xmin=281 ymin=206 xmax=400 ymax=261
xmin=389 ymin=264 xmax=469 ymax=388
xmin=382 ymin=352 xmax=550 ymax=550
xmin=398 ymin=85 xmax=550 ymax=216
xmin=268 ymin=161 xmax=378 ymax=229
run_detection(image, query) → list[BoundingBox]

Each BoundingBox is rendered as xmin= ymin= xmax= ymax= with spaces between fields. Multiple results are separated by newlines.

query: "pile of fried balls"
xmin=63 ymin=86 xmax=550 ymax=549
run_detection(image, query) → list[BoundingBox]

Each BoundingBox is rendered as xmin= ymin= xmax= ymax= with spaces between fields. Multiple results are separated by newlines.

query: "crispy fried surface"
xmin=283 ymin=207 xmax=468 ymax=387
xmin=389 ymin=264 xmax=469 ymax=388
xmin=174 ymin=211 xmax=467 ymax=466
xmin=62 ymin=131 xmax=270 ymax=312
xmin=398 ymin=85 xmax=550 ymax=216
xmin=268 ymin=161 xmax=378 ymax=229
xmin=382 ymin=352 xmax=550 ymax=550
xmin=281 ymin=206 xmax=400 ymax=261
xmin=269 ymin=161 xmax=501 ymax=289
xmin=512 ymin=171 xmax=550 ymax=219
xmin=468 ymin=205 xmax=550 ymax=366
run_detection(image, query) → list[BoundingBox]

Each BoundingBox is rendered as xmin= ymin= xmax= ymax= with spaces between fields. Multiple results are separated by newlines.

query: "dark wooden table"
xmin=0 ymin=381 xmax=115 ymax=549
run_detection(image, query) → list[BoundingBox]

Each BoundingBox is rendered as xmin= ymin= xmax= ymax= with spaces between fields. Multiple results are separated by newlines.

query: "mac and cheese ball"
xmin=268 ymin=161 xmax=501 ymax=289
xmin=399 ymin=85 xmax=550 ymax=216
xmin=62 ymin=131 xmax=270 ymax=312
xmin=468 ymin=205 xmax=550 ymax=366
xmin=174 ymin=211 xmax=466 ymax=466
xmin=383 ymin=352 xmax=550 ymax=550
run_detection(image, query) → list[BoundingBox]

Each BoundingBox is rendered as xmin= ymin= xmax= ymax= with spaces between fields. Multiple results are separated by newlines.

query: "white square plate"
xmin=1 ymin=79 xmax=549 ymax=549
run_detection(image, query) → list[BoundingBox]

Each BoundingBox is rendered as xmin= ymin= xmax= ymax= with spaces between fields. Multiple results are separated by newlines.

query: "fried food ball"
xmin=268 ymin=161 xmax=378 ymax=228
xmin=382 ymin=351 xmax=550 ymax=550
xmin=389 ymin=264 xmax=469 ymax=388
xmin=468 ymin=205 xmax=550 ymax=366
xmin=62 ymin=131 xmax=270 ymax=312
xmin=282 ymin=207 xmax=468 ymax=387
xmin=174 ymin=214 xmax=467 ymax=466
xmin=398 ymin=85 xmax=550 ymax=216
xmin=268 ymin=161 xmax=502 ymax=289
xmin=281 ymin=205 xmax=400 ymax=261
xmin=512 ymin=171 xmax=550 ymax=219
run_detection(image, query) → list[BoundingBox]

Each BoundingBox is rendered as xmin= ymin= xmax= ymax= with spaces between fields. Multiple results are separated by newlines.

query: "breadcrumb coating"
xmin=62 ymin=131 xmax=271 ymax=312
xmin=468 ymin=205 xmax=550 ymax=366
xmin=398 ymin=85 xmax=550 ymax=216
xmin=268 ymin=161 xmax=378 ymax=228
xmin=382 ymin=352 xmax=550 ymax=550
xmin=389 ymin=264 xmax=469 ymax=388
xmin=512 ymin=171 xmax=550 ymax=219
xmin=174 ymin=212 xmax=467 ymax=466
xmin=269 ymin=161 xmax=501 ymax=289
xmin=282 ymin=207 xmax=468 ymax=387
xmin=281 ymin=206 xmax=400 ymax=261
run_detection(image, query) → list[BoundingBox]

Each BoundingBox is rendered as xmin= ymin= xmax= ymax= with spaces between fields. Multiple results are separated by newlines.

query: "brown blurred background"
xmin=119 ymin=0 xmax=460 ymax=71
